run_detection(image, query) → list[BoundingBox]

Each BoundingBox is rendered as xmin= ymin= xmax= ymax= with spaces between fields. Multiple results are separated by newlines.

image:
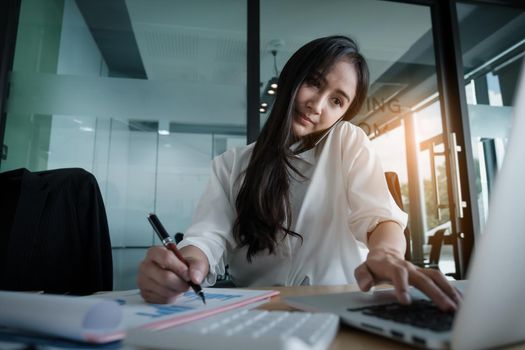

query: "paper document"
xmin=96 ymin=288 xmax=279 ymax=330
xmin=0 ymin=291 xmax=124 ymax=343
xmin=0 ymin=288 xmax=278 ymax=344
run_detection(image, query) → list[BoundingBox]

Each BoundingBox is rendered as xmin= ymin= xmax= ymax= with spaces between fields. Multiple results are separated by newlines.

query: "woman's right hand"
xmin=137 ymin=245 xmax=210 ymax=304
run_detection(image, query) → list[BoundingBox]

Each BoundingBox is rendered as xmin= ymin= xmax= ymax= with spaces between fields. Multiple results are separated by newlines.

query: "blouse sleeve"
xmin=176 ymin=150 xmax=239 ymax=286
xmin=340 ymin=123 xmax=408 ymax=245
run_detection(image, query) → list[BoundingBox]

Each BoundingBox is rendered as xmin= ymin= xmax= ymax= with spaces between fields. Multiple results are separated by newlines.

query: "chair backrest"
xmin=0 ymin=168 xmax=113 ymax=295
xmin=384 ymin=171 xmax=412 ymax=261
xmin=427 ymin=227 xmax=448 ymax=267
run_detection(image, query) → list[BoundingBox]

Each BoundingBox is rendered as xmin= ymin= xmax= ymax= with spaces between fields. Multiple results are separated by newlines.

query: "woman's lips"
xmin=297 ymin=112 xmax=314 ymax=126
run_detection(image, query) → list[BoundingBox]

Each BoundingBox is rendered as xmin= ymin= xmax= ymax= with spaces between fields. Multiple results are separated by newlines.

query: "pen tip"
xmin=200 ymin=292 xmax=206 ymax=304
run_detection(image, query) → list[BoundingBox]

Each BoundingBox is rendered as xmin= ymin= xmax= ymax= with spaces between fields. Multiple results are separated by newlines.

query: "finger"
xmin=408 ymin=269 xmax=457 ymax=311
xmin=147 ymin=246 xmax=191 ymax=281
xmin=387 ymin=262 xmax=411 ymax=305
xmin=354 ymin=263 xmax=375 ymax=292
xmin=181 ymin=246 xmax=210 ymax=285
xmin=140 ymin=287 xmax=165 ymax=304
xmin=365 ymin=257 xmax=411 ymax=304
xmin=139 ymin=258 xmax=189 ymax=294
xmin=140 ymin=287 xmax=180 ymax=304
xmin=137 ymin=270 xmax=183 ymax=303
xmin=186 ymin=256 xmax=208 ymax=285
xmin=422 ymin=269 xmax=462 ymax=304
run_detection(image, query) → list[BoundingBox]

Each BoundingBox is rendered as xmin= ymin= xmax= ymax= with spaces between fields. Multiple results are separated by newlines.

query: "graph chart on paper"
xmin=95 ymin=288 xmax=278 ymax=330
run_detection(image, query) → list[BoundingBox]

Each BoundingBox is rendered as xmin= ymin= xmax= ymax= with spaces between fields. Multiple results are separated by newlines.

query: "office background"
xmin=0 ymin=0 xmax=523 ymax=290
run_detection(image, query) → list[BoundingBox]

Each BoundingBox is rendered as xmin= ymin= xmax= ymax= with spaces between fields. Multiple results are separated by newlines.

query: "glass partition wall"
xmin=1 ymin=0 xmax=523 ymax=288
xmin=1 ymin=0 xmax=247 ymax=289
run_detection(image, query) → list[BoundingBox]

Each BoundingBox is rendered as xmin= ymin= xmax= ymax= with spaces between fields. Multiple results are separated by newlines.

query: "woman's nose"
xmin=307 ymin=95 xmax=324 ymax=114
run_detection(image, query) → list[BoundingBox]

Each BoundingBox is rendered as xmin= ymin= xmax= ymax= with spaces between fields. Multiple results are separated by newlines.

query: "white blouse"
xmin=177 ymin=121 xmax=407 ymax=287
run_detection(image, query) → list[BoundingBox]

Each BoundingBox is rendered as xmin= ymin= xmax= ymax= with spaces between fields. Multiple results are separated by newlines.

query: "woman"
xmin=138 ymin=35 xmax=460 ymax=311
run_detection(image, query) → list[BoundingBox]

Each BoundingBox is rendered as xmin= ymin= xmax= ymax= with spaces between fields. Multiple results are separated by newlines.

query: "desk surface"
xmin=254 ymin=285 xmax=525 ymax=350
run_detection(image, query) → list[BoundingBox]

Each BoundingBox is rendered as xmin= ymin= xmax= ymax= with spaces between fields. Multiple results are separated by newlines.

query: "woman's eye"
xmin=333 ymin=98 xmax=343 ymax=106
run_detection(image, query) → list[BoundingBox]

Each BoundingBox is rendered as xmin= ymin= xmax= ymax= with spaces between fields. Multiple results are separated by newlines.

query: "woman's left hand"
xmin=354 ymin=247 xmax=462 ymax=312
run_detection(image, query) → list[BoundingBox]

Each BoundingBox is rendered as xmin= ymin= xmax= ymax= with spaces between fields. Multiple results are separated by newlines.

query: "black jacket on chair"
xmin=0 ymin=168 xmax=113 ymax=295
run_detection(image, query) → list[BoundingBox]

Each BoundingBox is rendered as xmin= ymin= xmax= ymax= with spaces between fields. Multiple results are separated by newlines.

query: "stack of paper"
xmin=0 ymin=288 xmax=278 ymax=344
xmin=0 ymin=291 xmax=124 ymax=343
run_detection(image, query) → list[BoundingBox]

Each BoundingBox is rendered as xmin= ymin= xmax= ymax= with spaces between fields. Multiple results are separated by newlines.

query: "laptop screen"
xmin=452 ymin=63 xmax=525 ymax=350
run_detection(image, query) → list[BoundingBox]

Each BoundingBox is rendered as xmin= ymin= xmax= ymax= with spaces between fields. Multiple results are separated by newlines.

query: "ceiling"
xmin=125 ymin=0 xmax=432 ymax=83
xmin=77 ymin=0 xmax=525 ymax=128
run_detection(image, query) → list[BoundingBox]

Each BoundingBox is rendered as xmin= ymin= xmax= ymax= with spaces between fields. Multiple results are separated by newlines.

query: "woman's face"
xmin=292 ymin=59 xmax=358 ymax=138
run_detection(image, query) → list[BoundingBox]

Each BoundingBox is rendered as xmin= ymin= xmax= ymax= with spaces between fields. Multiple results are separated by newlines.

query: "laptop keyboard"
xmin=348 ymin=299 xmax=455 ymax=332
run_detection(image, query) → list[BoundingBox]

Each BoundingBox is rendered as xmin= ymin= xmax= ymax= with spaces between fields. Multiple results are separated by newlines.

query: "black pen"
xmin=147 ymin=213 xmax=206 ymax=304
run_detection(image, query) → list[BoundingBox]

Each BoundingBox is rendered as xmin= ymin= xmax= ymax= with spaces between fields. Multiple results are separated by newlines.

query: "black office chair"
xmin=0 ymin=168 xmax=113 ymax=295
xmin=424 ymin=228 xmax=443 ymax=268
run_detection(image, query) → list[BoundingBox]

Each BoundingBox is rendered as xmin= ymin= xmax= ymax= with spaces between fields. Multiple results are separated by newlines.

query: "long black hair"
xmin=233 ymin=35 xmax=369 ymax=261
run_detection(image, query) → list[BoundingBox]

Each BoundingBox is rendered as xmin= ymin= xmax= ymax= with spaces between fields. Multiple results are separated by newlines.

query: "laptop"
xmin=285 ymin=64 xmax=525 ymax=350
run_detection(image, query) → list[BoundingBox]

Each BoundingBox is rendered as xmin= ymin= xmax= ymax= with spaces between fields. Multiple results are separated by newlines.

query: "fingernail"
xmin=192 ymin=270 xmax=203 ymax=283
